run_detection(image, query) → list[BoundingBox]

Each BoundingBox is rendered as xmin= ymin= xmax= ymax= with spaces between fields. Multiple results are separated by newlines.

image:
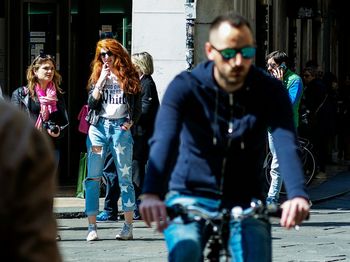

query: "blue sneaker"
xmin=96 ymin=211 xmax=118 ymax=223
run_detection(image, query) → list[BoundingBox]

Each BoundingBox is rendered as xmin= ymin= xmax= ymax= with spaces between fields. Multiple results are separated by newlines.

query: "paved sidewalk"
xmin=54 ymin=196 xmax=106 ymax=218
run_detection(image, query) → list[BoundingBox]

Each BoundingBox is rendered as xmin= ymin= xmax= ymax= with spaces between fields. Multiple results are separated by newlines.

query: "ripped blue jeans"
xmin=85 ymin=117 xmax=135 ymax=216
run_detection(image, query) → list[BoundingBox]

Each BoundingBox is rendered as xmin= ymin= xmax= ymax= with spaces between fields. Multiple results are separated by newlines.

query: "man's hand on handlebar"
xmin=139 ymin=194 xmax=168 ymax=232
xmin=280 ymin=197 xmax=310 ymax=229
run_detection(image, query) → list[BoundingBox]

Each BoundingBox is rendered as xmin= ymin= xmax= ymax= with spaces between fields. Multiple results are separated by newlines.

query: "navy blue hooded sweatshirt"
xmin=143 ymin=61 xmax=308 ymax=208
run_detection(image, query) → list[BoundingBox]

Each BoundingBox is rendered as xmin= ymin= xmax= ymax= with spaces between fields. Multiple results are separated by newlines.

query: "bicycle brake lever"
xmin=266 ymin=204 xmax=282 ymax=218
xmin=166 ymin=204 xmax=185 ymax=220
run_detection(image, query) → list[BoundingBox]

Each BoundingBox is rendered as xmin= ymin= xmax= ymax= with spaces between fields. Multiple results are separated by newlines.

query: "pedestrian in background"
xmin=265 ymin=51 xmax=303 ymax=205
xmin=85 ymin=38 xmax=141 ymax=241
xmin=0 ymin=100 xmax=61 ymax=261
xmin=336 ymin=75 xmax=350 ymax=163
xmin=322 ymin=72 xmax=338 ymax=163
xmin=140 ymin=12 xmax=309 ymax=261
xmin=11 ymin=54 xmax=69 ymax=165
xmin=11 ymin=54 xmax=69 ymax=242
xmin=301 ymin=66 xmax=329 ymax=178
xmin=131 ymin=51 xmax=160 ymax=219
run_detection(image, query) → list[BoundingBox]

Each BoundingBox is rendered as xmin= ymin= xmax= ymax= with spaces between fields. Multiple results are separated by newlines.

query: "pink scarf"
xmin=34 ymin=82 xmax=58 ymax=130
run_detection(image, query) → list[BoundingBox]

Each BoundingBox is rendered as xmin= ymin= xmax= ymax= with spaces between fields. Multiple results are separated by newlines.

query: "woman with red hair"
xmin=85 ymin=38 xmax=141 ymax=241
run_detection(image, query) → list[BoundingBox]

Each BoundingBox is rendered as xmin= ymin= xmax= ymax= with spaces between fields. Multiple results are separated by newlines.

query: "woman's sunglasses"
xmin=100 ymin=51 xmax=113 ymax=58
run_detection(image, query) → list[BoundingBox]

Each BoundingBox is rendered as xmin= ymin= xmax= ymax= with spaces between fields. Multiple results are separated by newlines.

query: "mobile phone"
xmin=279 ymin=63 xmax=287 ymax=70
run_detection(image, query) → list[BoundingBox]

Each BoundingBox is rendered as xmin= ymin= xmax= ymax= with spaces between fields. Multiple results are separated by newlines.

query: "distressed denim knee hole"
xmin=91 ymin=146 xmax=103 ymax=154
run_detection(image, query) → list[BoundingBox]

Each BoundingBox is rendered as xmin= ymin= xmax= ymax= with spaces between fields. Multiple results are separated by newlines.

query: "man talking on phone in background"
xmin=265 ymin=51 xmax=304 ymax=205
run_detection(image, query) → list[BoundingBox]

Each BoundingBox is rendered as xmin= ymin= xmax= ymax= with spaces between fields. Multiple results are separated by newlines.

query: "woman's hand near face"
xmin=93 ymin=63 xmax=110 ymax=99
xmin=96 ymin=63 xmax=110 ymax=87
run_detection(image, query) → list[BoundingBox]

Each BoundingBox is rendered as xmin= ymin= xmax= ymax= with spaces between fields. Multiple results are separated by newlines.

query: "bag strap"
xmin=315 ymin=94 xmax=329 ymax=114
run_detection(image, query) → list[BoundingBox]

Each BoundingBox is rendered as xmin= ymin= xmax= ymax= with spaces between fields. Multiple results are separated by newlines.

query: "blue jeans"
xmin=85 ymin=117 xmax=135 ymax=216
xmin=267 ymin=132 xmax=282 ymax=201
xmin=102 ymin=151 xmax=120 ymax=218
xmin=164 ymin=193 xmax=272 ymax=262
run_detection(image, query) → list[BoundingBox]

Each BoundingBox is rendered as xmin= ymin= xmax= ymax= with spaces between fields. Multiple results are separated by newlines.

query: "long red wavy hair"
xmin=87 ymin=38 xmax=140 ymax=94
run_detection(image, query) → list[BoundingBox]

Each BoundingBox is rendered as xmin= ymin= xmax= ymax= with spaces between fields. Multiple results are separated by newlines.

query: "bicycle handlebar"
xmin=167 ymin=199 xmax=282 ymax=223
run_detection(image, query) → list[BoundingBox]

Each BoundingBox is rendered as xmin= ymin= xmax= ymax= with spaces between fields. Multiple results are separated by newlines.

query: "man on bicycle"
xmin=140 ymin=12 xmax=310 ymax=262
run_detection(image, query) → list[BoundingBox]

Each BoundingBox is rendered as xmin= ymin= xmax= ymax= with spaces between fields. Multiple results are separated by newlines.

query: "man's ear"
xmin=205 ymin=42 xmax=215 ymax=61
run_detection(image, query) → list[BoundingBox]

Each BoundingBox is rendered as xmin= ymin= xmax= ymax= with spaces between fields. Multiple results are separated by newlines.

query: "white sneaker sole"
xmin=115 ymin=234 xmax=133 ymax=240
xmin=86 ymin=230 xmax=99 ymax=241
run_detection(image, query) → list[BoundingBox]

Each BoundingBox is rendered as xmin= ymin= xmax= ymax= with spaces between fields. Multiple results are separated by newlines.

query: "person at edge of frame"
xmin=0 ymin=100 xmax=62 ymax=261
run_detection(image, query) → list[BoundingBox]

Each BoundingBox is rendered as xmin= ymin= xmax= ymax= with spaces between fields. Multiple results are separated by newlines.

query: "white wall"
xmin=132 ymin=0 xmax=186 ymax=102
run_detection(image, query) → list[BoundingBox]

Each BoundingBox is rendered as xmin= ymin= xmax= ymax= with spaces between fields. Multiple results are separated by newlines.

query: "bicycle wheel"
xmin=299 ymin=146 xmax=316 ymax=185
xmin=264 ymin=146 xmax=316 ymax=194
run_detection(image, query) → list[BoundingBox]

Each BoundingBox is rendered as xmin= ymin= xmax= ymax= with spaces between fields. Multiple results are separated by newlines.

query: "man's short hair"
xmin=265 ymin=51 xmax=288 ymax=65
xmin=210 ymin=12 xmax=252 ymax=33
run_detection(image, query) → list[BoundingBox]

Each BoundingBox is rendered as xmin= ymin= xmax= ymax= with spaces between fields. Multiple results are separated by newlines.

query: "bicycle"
xmin=264 ymin=137 xmax=316 ymax=194
xmin=166 ymin=199 xmax=282 ymax=262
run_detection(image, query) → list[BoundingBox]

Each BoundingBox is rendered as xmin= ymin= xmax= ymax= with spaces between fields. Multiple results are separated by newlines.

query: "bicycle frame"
xmin=167 ymin=199 xmax=281 ymax=262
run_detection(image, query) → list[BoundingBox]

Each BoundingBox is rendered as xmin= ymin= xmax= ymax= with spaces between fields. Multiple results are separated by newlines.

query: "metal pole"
xmin=184 ymin=0 xmax=196 ymax=71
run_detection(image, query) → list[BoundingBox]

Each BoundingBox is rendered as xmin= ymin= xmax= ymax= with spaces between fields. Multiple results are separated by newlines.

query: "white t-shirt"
xmin=99 ymin=73 xmax=128 ymax=119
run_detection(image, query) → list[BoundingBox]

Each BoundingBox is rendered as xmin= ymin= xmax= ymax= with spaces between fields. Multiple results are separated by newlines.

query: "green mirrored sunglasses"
xmin=211 ymin=45 xmax=256 ymax=60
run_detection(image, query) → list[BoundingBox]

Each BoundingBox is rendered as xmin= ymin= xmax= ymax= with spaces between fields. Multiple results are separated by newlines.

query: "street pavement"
xmin=56 ymin=163 xmax=350 ymax=261
xmin=57 ymin=219 xmax=166 ymax=262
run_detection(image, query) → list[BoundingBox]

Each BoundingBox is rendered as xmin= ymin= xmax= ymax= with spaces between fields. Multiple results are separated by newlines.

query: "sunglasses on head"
xmin=211 ymin=45 xmax=256 ymax=60
xmin=100 ymin=51 xmax=113 ymax=57
xmin=32 ymin=53 xmax=54 ymax=65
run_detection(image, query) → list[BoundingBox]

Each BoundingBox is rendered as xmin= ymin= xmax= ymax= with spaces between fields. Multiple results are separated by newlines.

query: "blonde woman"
xmin=131 ymin=52 xmax=159 ymax=218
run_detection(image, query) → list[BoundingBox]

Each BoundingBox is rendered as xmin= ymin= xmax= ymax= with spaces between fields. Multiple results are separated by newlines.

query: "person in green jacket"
xmin=266 ymin=51 xmax=304 ymax=205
